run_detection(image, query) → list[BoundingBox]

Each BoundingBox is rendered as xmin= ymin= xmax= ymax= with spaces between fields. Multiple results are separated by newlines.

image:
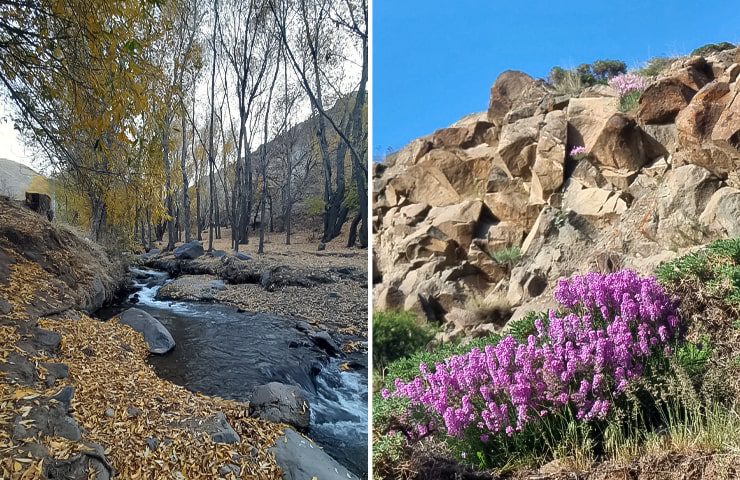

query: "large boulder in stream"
xmin=173 ymin=240 xmax=204 ymax=260
xmin=270 ymin=428 xmax=359 ymax=480
xmin=250 ymin=382 xmax=310 ymax=429
xmin=117 ymin=308 xmax=175 ymax=354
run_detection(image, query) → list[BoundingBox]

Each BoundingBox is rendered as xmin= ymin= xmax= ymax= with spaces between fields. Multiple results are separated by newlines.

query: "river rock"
xmin=117 ymin=308 xmax=175 ymax=354
xmin=141 ymin=248 xmax=160 ymax=260
xmin=0 ymin=351 xmax=39 ymax=386
xmin=270 ymin=428 xmax=359 ymax=480
xmin=173 ymin=240 xmax=204 ymax=260
xmin=183 ymin=412 xmax=240 ymax=444
xmin=309 ymin=331 xmax=341 ymax=357
xmin=43 ymin=443 xmax=111 ymax=480
xmin=251 ymin=382 xmax=310 ymax=429
xmin=41 ymin=362 xmax=69 ymax=387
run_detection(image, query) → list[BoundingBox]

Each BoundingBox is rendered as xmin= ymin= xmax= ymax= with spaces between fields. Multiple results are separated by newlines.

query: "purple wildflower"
xmin=387 ymin=270 xmax=682 ymax=443
xmin=608 ymin=72 xmax=646 ymax=97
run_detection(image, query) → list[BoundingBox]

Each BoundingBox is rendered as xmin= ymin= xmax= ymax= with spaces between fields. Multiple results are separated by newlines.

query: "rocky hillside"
xmin=373 ymin=47 xmax=740 ymax=339
xmin=0 ymin=158 xmax=48 ymax=201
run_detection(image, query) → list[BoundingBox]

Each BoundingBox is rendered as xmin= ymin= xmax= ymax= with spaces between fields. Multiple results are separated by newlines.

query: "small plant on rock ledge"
xmin=608 ymin=72 xmax=646 ymax=112
xmin=489 ymin=246 xmax=522 ymax=267
xmin=569 ymin=145 xmax=588 ymax=161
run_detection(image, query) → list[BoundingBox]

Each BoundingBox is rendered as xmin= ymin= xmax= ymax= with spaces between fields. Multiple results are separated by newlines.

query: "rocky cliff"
xmin=373 ymin=47 xmax=740 ymax=341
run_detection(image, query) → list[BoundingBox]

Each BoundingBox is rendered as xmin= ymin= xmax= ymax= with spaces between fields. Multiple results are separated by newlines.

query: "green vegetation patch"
xmin=373 ymin=310 xmax=436 ymax=369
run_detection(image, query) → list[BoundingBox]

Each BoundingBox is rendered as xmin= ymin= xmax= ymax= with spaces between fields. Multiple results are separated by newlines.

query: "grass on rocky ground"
xmin=372 ymin=238 xmax=740 ymax=479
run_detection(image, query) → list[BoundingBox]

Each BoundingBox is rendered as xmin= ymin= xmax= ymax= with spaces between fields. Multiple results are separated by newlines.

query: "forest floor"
xmin=149 ymin=227 xmax=369 ymax=341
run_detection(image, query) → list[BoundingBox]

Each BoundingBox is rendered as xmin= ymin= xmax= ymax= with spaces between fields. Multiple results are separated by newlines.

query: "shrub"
xmin=383 ymin=334 xmax=502 ymax=385
xmin=548 ymin=60 xmax=626 ymax=93
xmin=549 ymin=67 xmax=585 ymax=95
xmin=675 ymin=337 xmax=711 ymax=379
xmin=384 ymin=270 xmax=683 ymax=466
xmin=636 ymin=57 xmax=675 ymax=77
xmin=305 ymin=195 xmax=325 ymax=216
xmin=373 ymin=310 xmax=436 ymax=369
xmin=691 ymin=42 xmax=736 ymax=57
xmin=591 ymin=59 xmax=628 ymax=83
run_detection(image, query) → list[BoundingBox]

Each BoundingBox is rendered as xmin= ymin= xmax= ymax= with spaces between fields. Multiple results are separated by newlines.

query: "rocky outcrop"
xmin=374 ymin=48 xmax=740 ymax=341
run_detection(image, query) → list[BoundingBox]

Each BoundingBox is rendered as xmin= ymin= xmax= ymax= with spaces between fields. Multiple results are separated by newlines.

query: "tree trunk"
xmin=206 ymin=0 xmax=218 ymax=252
xmin=181 ymin=112 xmax=191 ymax=242
xmin=347 ymin=213 xmax=361 ymax=248
xmin=146 ymin=208 xmax=153 ymax=250
xmin=268 ymin=192 xmax=274 ymax=233
xmin=89 ymin=194 xmax=106 ymax=243
xmin=162 ymin=124 xmax=176 ymax=251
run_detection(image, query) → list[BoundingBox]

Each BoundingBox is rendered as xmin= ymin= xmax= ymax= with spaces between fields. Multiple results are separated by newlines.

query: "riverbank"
xmin=0 ymin=198 xmax=365 ymax=479
xmin=134 ymin=230 xmax=369 ymax=474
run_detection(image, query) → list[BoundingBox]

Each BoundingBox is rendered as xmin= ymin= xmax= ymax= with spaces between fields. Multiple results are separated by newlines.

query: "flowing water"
xmin=99 ymin=268 xmax=368 ymax=477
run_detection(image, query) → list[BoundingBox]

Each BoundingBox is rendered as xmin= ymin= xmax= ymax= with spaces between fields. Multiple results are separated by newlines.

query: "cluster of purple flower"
xmin=385 ymin=270 xmax=681 ymax=440
xmin=569 ymin=145 xmax=587 ymax=159
xmin=608 ymin=72 xmax=646 ymax=97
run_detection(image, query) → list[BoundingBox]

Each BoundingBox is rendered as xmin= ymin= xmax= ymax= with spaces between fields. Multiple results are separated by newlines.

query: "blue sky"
xmin=373 ymin=0 xmax=740 ymax=158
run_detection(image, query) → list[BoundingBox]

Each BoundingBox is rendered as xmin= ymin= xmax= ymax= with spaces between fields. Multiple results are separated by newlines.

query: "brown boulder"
xmin=699 ymin=186 xmax=740 ymax=238
xmin=431 ymin=121 xmax=495 ymax=149
xmin=386 ymin=149 xmax=490 ymax=207
xmin=467 ymin=242 xmax=508 ymax=283
xmin=427 ymin=200 xmax=485 ymax=250
xmin=710 ymin=83 xmax=740 ymax=157
xmin=675 ymin=80 xmax=738 ymax=177
xmin=637 ymin=77 xmax=697 ymax=124
xmin=384 ymin=138 xmax=432 ymax=168
xmin=562 ymin=180 xmax=627 ymax=218
xmin=571 ymin=158 xmax=610 ymax=190
xmin=590 ymin=113 xmax=649 ymax=171
xmin=676 ymin=81 xmax=731 ymax=147
xmin=531 ymin=110 xmax=567 ymax=202
xmin=496 ymin=114 xmax=544 ymax=177
xmin=641 ymin=123 xmax=679 ymax=154
xmin=487 ymin=71 xmax=548 ymax=127
xmin=484 ymin=179 xmax=540 ymax=225
xmin=402 ymin=225 xmax=467 ymax=265
xmin=566 ymin=97 xmax=619 ymax=149
xmin=653 ymin=165 xmax=721 ymax=248
xmin=484 ymin=222 xmax=528 ymax=251
xmin=419 ymin=149 xmax=491 ymax=199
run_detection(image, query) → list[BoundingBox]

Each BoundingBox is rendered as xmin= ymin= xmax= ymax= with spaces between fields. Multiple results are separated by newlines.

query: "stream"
xmin=97 ymin=268 xmax=368 ymax=477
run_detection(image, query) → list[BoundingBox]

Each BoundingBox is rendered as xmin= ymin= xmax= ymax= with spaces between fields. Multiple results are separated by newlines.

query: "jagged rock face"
xmin=374 ymin=51 xmax=740 ymax=338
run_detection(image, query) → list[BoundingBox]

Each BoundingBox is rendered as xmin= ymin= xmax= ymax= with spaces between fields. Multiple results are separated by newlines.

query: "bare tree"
xmin=207 ymin=0 xmax=220 ymax=251
xmin=270 ymin=0 xmax=368 ymax=247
